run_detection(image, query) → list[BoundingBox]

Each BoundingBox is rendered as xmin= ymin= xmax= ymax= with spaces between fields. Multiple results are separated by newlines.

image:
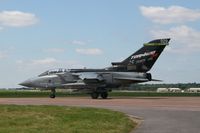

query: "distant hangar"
xmin=157 ymin=88 xmax=182 ymax=92
xmin=157 ymin=88 xmax=200 ymax=93
xmin=188 ymin=88 xmax=200 ymax=93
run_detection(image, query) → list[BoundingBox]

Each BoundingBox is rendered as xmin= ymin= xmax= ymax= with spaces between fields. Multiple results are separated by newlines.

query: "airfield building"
xmin=157 ymin=88 xmax=169 ymax=92
xmin=168 ymin=88 xmax=181 ymax=92
xmin=188 ymin=88 xmax=200 ymax=93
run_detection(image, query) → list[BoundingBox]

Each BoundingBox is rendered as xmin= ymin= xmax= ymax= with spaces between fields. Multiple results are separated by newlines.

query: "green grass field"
xmin=0 ymin=90 xmax=199 ymax=98
xmin=0 ymin=105 xmax=135 ymax=133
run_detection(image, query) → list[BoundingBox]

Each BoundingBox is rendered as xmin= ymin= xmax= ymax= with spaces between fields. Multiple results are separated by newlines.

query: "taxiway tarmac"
xmin=0 ymin=97 xmax=200 ymax=133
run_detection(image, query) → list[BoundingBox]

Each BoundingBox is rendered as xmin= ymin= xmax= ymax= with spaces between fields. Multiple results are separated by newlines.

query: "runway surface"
xmin=0 ymin=97 xmax=200 ymax=133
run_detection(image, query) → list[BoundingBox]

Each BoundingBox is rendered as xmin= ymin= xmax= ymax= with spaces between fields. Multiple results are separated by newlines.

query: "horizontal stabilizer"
xmin=111 ymin=62 xmax=126 ymax=66
xmin=151 ymin=79 xmax=162 ymax=82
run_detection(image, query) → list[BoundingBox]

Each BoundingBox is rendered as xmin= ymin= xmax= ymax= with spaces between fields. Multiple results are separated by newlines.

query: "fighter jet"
xmin=19 ymin=38 xmax=170 ymax=99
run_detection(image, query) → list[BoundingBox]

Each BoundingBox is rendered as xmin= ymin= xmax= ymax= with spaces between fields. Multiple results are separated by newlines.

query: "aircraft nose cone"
xmin=19 ymin=80 xmax=32 ymax=87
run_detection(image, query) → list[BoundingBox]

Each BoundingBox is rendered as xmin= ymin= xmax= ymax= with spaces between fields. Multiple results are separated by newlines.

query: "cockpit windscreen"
xmin=38 ymin=68 xmax=68 ymax=76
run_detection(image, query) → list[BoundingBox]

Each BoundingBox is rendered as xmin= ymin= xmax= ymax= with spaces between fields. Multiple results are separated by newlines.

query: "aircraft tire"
xmin=101 ymin=92 xmax=108 ymax=99
xmin=50 ymin=94 xmax=55 ymax=98
xmin=91 ymin=92 xmax=99 ymax=99
xmin=50 ymin=88 xmax=56 ymax=98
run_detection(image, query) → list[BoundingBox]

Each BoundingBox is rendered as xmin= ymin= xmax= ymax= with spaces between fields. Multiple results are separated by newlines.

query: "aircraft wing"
xmin=58 ymin=72 xmax=105 ymax=89
xmin=74 ymin=72 xmax=104 ymax=84
xmin=63 ymin=82 xmax=86 ymax=88
xmin=56 ymin=73 xmax=68 ymax=83
xmin=114 ymin=77 xmax=162 ymax=82
xmin=114 ymin=77 xmax=149 ymax=82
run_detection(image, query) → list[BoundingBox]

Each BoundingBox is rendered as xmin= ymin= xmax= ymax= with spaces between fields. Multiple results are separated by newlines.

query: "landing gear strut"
xmin=50 ymin=89 xmax=56 ymax=98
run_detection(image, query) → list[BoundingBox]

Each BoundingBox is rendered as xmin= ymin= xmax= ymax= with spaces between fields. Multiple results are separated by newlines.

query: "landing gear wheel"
xmin=101 ymin=92 xmax=108 ymax=99
xmin=50 ymin=89 xmax=56 ymax=98
xmin=91 ymin=92 xmax=99 ymax=99
xmin=50 ymin=93 xmax=55 ymax=98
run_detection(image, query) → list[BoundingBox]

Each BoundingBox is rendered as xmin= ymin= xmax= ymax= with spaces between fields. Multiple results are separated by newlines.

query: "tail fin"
xmin=112 ymin=38 xmax=170 ymax=72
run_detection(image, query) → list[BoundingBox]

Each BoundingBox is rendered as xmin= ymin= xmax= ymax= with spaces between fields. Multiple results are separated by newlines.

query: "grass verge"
xmin=110 ymin=91 xmax=200 ymax=97
xmin=0 ymin=90 xmax=86 ymax=98
xmin=0 ymin=105 xmax=135 ymax=133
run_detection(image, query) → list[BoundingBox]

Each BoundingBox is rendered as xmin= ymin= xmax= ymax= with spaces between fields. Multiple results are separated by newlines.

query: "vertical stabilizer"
xmin=111 ymin=38 xmax=170 ymax=72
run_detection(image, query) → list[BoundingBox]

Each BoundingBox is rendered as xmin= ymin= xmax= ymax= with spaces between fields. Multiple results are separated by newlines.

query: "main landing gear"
xmin=49 ymin=88 xmax=56 ymax=98
xmin=91 ymin=92 xmax=108 ymax=99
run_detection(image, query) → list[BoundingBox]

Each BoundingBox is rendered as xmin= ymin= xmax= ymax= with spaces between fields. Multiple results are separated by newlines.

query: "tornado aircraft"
xmin=19 ymin=38 xmax=170 ymax=99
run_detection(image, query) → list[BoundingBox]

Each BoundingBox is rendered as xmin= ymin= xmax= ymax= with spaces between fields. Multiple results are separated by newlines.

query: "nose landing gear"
xmin=50 ymin=88 xmax=56 ymax=98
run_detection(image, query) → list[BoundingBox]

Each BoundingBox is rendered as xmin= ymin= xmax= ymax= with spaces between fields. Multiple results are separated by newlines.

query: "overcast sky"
xmin=0 ymin=0 xmax=200 ymax=88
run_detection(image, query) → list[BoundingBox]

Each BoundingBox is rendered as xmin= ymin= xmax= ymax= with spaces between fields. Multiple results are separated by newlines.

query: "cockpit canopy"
xmin=38 ymin=68 xmax=68 ymax=76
